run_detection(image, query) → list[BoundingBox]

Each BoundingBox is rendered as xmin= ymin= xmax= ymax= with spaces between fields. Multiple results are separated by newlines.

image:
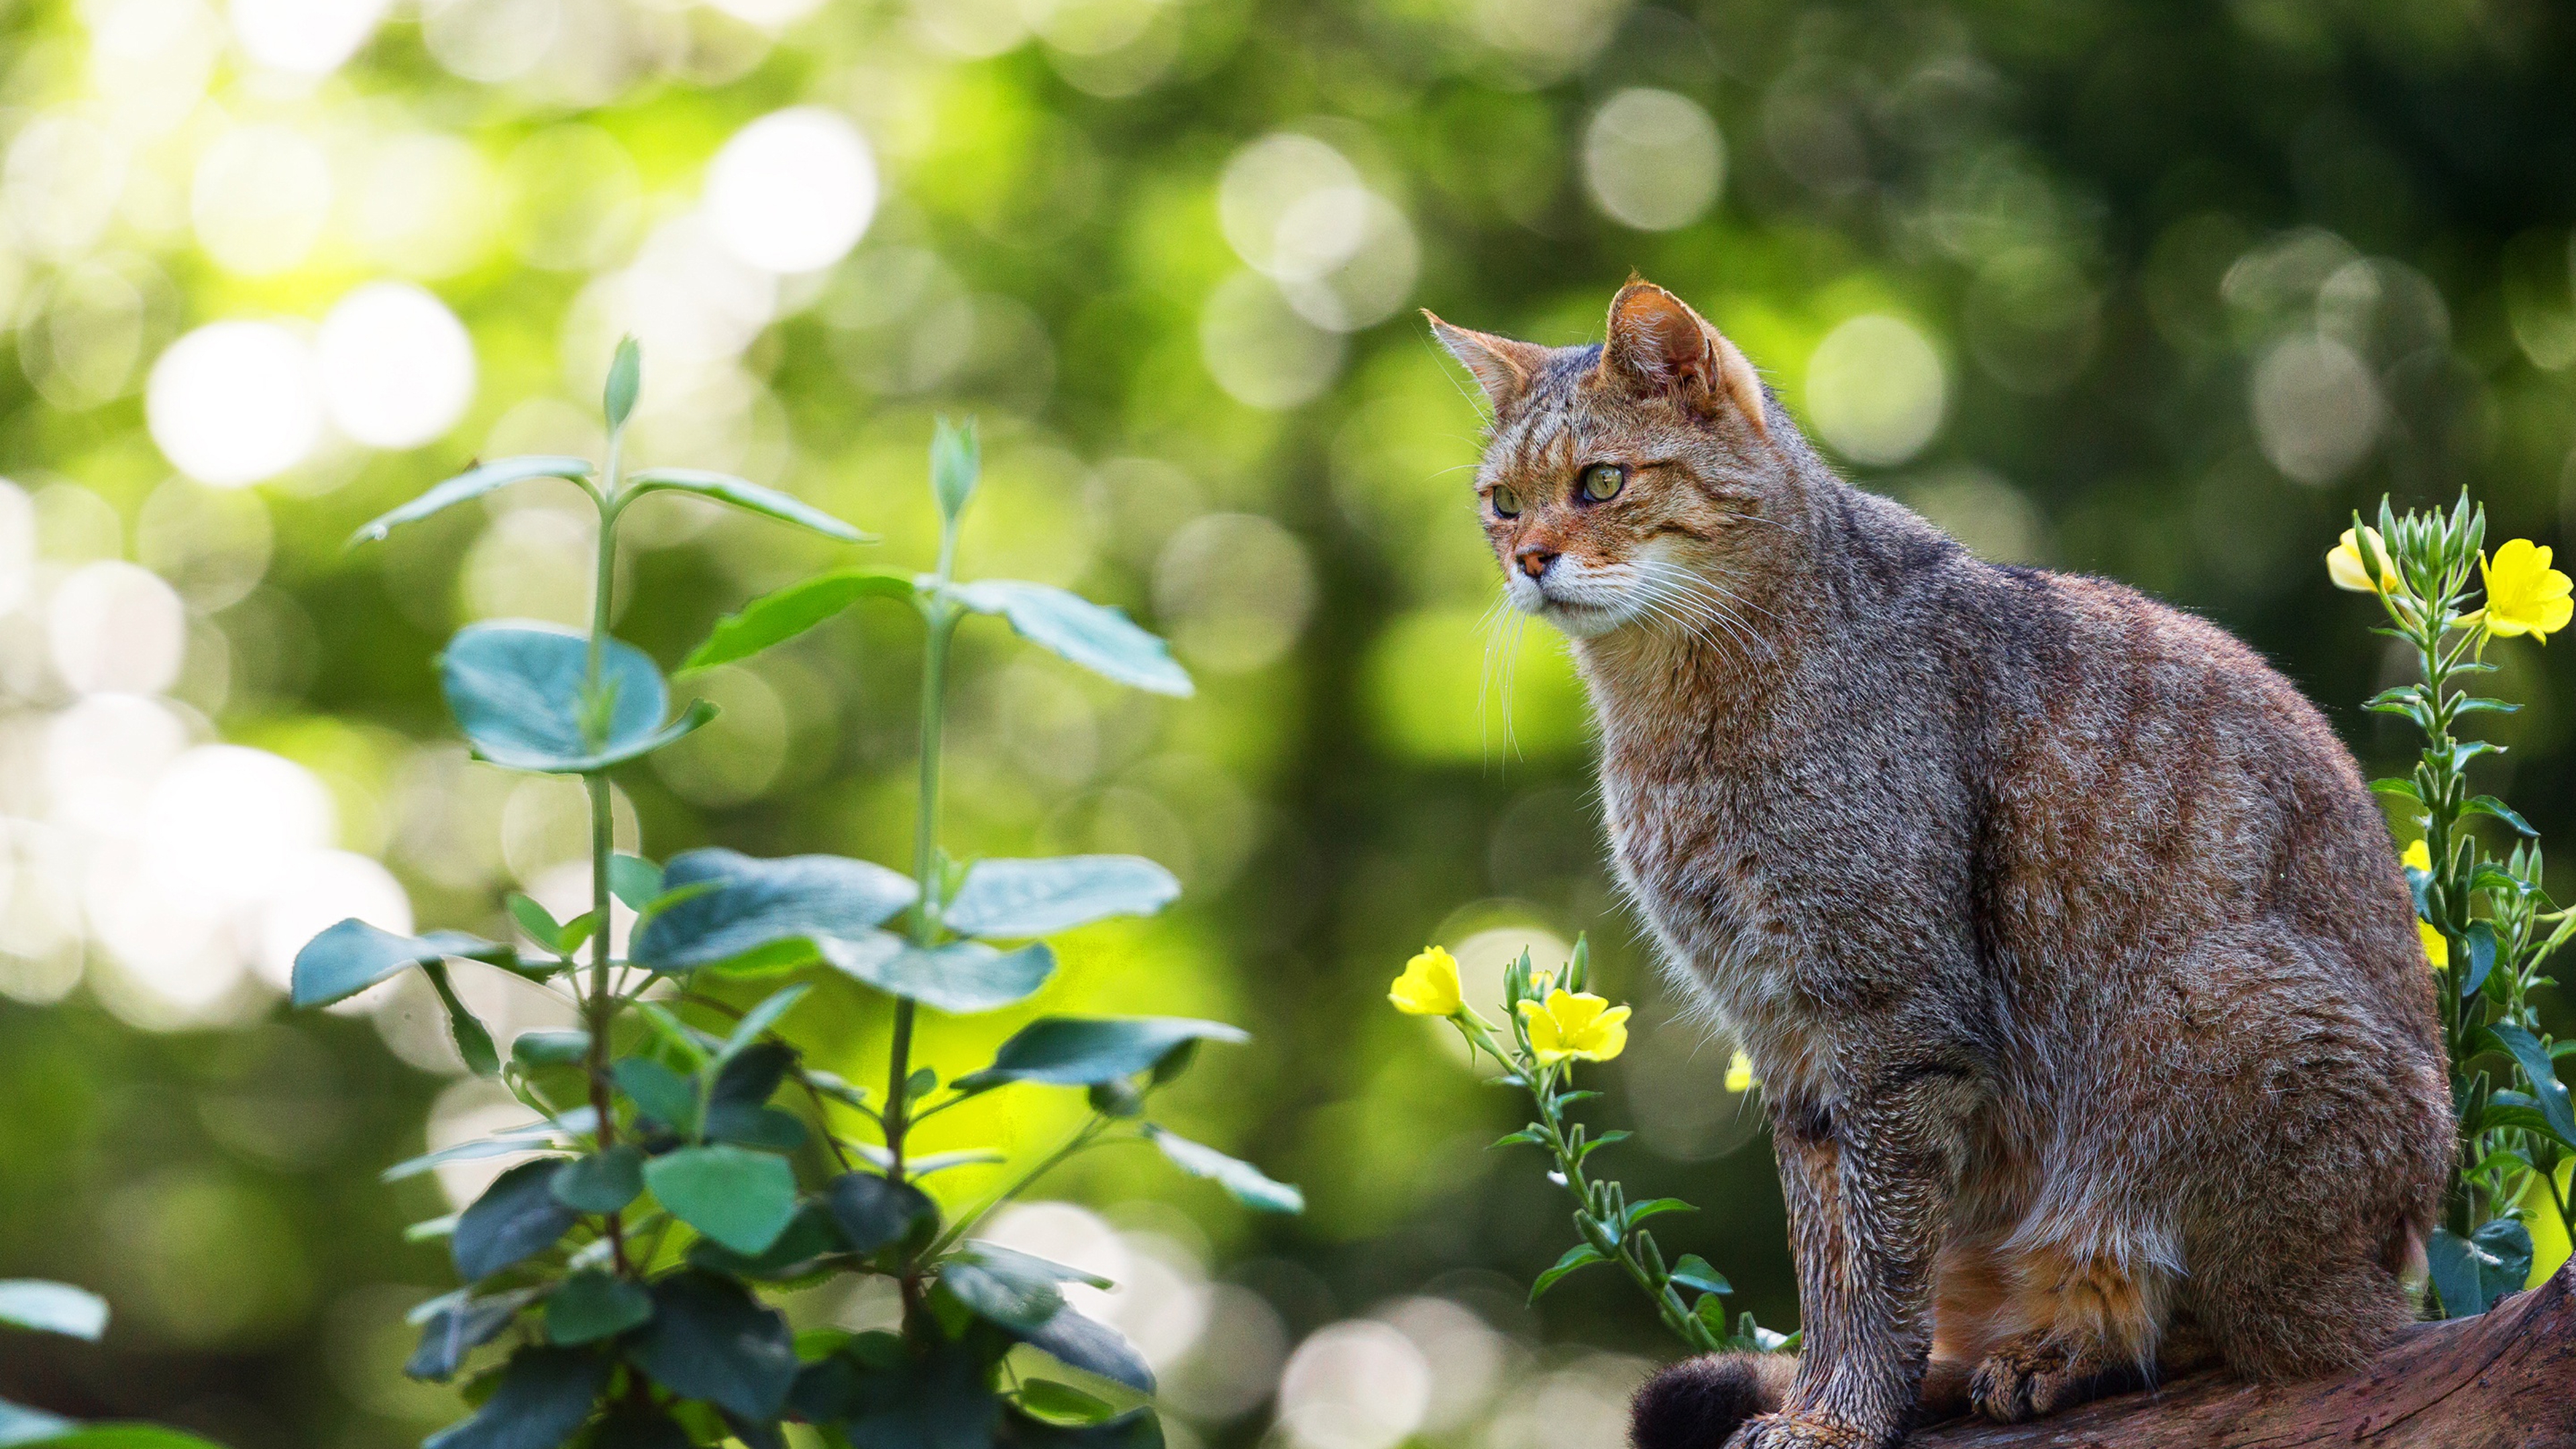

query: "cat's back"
xmin=1919 ymin=551 xmax=2430 ymax=1033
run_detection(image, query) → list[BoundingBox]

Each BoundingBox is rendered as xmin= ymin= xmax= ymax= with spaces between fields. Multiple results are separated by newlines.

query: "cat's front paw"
xmin=1969 ymin=1332 xmax=2110 ymax=1422
xmin=1720 ymin=1411 xmax=1879 ymax=1449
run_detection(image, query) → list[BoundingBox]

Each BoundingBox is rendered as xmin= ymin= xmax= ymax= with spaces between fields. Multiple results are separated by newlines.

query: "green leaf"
xmin=710 ymin=1038 xmax=793 ymax=1105
xmin=1018 ymin=1310 xmax=1156 ymax=1396
xmin=956 ymin=1016 xmax=1246 ymax=1091
xmin=959 ymin=1243 xmax=1113 ymax=1290
xmin=950 ymin=580 xmax=1191 ymax=697
xmin=2490 ymin=1022 xmax=2576 ymax=1148
xmin=350 ymin=455 xmax=594 ymax=546
xmin=1574 ymin=1129 xmax=1631 ymax=1162
xmin=625 ymin=1273 xmax=798 ymax=1423
xmin=830 ymin=938 xmax=1055 ymax=1015
xmin=440 ymin=623 xmax=714 ymax=775
xmin=2459 ymin=921 xmax=2500 ymax=1000
xmin=607 ymin=855 xmax=662 ymax=912
xmin=381 ymin=1110 xmax=596 ymax=1181
xmin=1143 ymin=1127 xmax=1302 ymax=1213
xmin=407 ymin=1291 xmax=539 ymax=1381
xmin=807 ymin=1334 xmax=999 ymax=1449
xmin=14 ymin=1427 xmax=236 ymax=1448
xmin=549 ymin=1145 xmax=644 ymax=1216
xmin=1626 ymin=1197 xmax=1696 ymax=1228
xmin=943 ymin=857 xmax=1182 ymax=940
xmin=423 ymin=959 xmax=500 ymax=1076
xmin=290 ymin=919 xmax=513 ymax=1008
xmin=504 ymin=897 xmax=561 ymax=954
xmin=0 ymin=1399 xmax=72 ymax=1447
xmin=625 ymin=467 xmax=870 ymax=543
xmin=511 ymin=1030 xmax=590 ymax=1069
xmin=454 ymin=1160 xmax=577 ymax=1282
xmin=422 ymin=1345 xmax=611 ymax=1449
xmin=611 ymin=1057 xmax=702 ymax=1136
xmin=931 ymin=416 xmax=979 ymax=520
xmin=2367 ymin=775 xmax=2422 ymax=802
xmin=603 ymin=337 xmax=640 ymax=431
xmin=545 ymin=1271 xmax=651 ymax=1346
xmin=1491 ymin=1128 xmax=1546 ymax=1148
xmin=630 ymin=849 xmax=916 ymax=971
xmin=939 ymin=1252 xmax=1066 ymax=1332
xmin=2427 ymin=1220 xmax=2534 ymax=1318
xmin=706 ymin=1104 xmax=808 ymax=1152
xmin=0 ymin=1282 xmax=107 ymax=1340
xmin=643 ymin=1145 xmax=799 ymax=1254
xmin=2465 ymin=795 xmax=2538 ymax=837
xmin=1669 ymin=1254 xmax=1731 ymax=1297
xmin=1529 ymin=1242 xmax=1605 ymax=1301
xmin=825 ymin=1173 xmax=936 ymax=1254
xmin=687 ymin=1203 xmax=847 ymax=1281
xmin=683 ymin=570 xmax=918 ymax=672
xmin=1000 ymin=1405 xmax=1164 ymax=1449
xmin=1017 ymin=1380 xmax=1116 ymax=1425
xmin=720 ymin=983 xmax=811 ymax=1061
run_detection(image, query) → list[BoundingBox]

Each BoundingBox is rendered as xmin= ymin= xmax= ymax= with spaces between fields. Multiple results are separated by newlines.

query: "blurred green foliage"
xmin=3 ymin=0 xmax=2575 ymax=1444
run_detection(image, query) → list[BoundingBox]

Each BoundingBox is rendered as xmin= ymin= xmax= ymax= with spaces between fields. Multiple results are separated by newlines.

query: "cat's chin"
xmin=1530 ymin=597 xmax=1630 ymax=639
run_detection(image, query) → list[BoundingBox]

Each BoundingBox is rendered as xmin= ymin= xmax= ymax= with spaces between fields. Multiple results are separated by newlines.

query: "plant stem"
xmin=584 ymin=441 xmax=629 ymax=1276
xmin=932 ymin=1115 xmax=1113 ymax=1257
xmin=885 ymin=519 xmax=963 ymax=1188
xmin=1458 ymin=1013 xmax=1716 ymax=1352
xmin=885 ymin=515 xmax=962 ymax=1316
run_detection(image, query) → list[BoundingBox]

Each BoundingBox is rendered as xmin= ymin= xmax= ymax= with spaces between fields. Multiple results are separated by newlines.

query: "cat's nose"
xmin=1517 ymin=545 xmax=1558 ymax=579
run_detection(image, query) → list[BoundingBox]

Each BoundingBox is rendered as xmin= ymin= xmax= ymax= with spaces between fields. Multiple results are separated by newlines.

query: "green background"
xmin=2 ymin=0 xmax=2573 ymax=1444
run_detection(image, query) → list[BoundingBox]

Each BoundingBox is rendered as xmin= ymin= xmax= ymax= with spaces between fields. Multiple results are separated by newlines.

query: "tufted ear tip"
xmin=1428 ymin=313 xmax=1550 ymax=414
xmin=1598 ymin=282 xmax=1770 ymax=441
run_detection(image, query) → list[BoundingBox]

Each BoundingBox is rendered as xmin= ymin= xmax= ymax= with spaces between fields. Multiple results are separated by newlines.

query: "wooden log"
xmin=1907 ymin=1260 xmax=2576 ymax=1448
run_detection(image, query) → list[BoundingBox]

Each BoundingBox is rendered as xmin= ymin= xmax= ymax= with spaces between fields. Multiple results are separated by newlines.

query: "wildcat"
xmin=1427 ymin=282 xmax=2451 ymax=1449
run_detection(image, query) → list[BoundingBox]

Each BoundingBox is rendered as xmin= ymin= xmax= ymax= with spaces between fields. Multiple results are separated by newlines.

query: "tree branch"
xmin=1910 ymin=1261 xmax=2576 ymax=1448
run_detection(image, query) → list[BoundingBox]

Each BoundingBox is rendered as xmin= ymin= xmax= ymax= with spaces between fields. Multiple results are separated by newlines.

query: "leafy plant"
xmin=1385 ymin=939 xmax=1787 ymax=1354
xmin=2332 ymin=500 xmax=2576 ymax=1316
xmin=291 ymin=344 xmax=1299 ymax=1448
xmin=1 ymin=1281 xmax=222 ymax=1448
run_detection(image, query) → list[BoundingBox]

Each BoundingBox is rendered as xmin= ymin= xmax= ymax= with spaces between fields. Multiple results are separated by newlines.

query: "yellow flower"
xmin=2403 ymin=839 xmax=2431 ymax=873
xmin=2327 ymin=526 xmax=2401 ymax=595
xmin=2480 ymin=539 xmax=2573 ymax=641
xmin=2419 ymin=920 xmax=2449 ymax=971
xmin=1517 ymin=989 xmax=1631 ymax=1065
xmin=1389 ymin=946 xmax=1463 ymax=1017
xmin=1725 ymin=1051 xmax=1758 ymax=1093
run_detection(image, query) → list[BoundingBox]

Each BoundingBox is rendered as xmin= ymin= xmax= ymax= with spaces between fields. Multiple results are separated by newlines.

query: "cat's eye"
xmin=1580 ymin=464 xmax=1625 ymax=502
xmin=1490 ymin=486 xmax=1523 ymax=518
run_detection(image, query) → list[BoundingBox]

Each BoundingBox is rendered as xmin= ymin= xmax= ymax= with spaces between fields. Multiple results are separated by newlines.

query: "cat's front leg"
xmin=1733 ymin=1063 xmax=1980 ymax=1449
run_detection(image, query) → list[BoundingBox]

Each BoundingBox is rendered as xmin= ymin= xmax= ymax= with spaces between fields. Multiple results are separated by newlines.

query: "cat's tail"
xmin=1628 ymin=1354 xmax=1974 ymax=1448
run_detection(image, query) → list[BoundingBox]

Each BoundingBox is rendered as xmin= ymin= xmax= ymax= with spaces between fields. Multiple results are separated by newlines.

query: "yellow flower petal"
xmin=1519 ymin=989 xmax=1629 ymax=1064
xmin=1389 ymin=946 xmax=1463 ymax=1017
xmin=2481 ymin=539 xmax=2575 ymax=641
xmin=2420 ymin=919 xmax=2448 ymax=971
xmin=2328 ymin=527 xmax=2400 ymax=595
xmin=2403 ymin=839 xmax=2431 ymax=873
xmin=1725 ymin=1051 xmax=1758 ymax=1093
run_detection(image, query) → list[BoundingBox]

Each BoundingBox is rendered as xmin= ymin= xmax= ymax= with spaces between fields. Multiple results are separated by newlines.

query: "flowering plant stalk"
xmin=2332 ymin=496 xmax=2576 ymax=1317
xmin=1389 ymin=938 xmax=1790 ymax=1355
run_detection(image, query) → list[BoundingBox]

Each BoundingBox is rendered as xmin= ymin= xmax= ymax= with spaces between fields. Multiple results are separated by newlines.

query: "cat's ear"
xmin=1596 ymin=280 xmax=1769 ymax=440
xmin=1425 ymin=312 xmax=1549 ymax=413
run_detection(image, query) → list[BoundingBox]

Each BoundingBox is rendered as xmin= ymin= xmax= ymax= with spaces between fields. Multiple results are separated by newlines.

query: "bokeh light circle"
xmin=229 ymin=0 xmax=390 ymax=74
xmin=704 ymin=107 xmax=877 ymax=275
xmin=1582 ymin=89 xmax=1724 ymax=231
xmin=1804 ymin=314 xmax=1947 ymax=467
xmin=148 ymin=321 xmax=323 ymax=487
xmin=317 ymin=282 xmax=477 ymax=449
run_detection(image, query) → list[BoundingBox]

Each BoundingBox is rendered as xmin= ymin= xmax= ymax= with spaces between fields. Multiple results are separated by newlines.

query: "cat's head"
xmin=1427 ymin=280 xmax=1789 ymax=640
